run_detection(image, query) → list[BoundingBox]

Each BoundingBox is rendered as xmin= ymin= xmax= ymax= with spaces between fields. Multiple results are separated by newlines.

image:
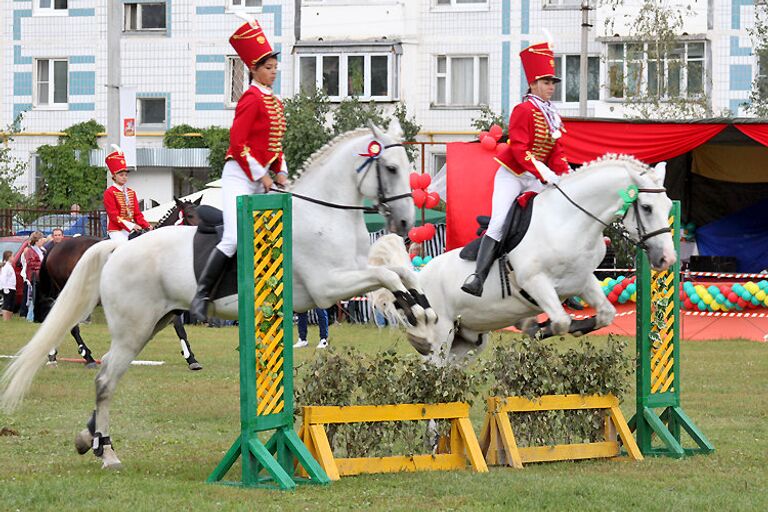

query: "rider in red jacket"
xmin=190 ymin=17 xmax=288 ymax=322
xmin=103 ymin=147 xmax=151 ymax=241
xmin=462 ymin=41 xmax=570 ymax=297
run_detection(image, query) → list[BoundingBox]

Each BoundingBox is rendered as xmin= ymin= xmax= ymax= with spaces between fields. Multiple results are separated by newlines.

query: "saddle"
xmin=459 ymin=191 xmax=536 ymax=261
xmin=192 ymin=205 xmax=239 ymax=300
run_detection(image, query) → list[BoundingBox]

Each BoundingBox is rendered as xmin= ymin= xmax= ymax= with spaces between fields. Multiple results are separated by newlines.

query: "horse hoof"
xmin=188 ymin=362 xmax=203 ymax=371
xmin=75 ymin=429 xmax=93 ymax=455
xmin=84 ymin=362 xmax=99 ymax=370
xmin=100 ymin=446 xmax=122 ymax=470
xmin=45 ymin=361 xmax=58 ymax=368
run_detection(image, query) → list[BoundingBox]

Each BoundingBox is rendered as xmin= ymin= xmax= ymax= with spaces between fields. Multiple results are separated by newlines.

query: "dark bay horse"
xmin=36 ymin=197 xmax=204 ymax=370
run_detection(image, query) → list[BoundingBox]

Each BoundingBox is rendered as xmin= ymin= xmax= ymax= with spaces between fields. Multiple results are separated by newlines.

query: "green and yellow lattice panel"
xmin=252 ymin=209 xmax=286 ymax=416
xmin=649 ymin=269 xmax=676 ymax=394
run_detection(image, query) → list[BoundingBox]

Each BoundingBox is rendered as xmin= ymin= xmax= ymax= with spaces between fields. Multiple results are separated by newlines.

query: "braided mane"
xmin=293 ymin=127 xmax=371 ymax=181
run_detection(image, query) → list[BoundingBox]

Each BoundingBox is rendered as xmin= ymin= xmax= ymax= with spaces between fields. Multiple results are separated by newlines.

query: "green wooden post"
xmin=632 ymin=200 xmax=714 ymax=457
xmin=207 ymin=194 xmax=330 ymax=490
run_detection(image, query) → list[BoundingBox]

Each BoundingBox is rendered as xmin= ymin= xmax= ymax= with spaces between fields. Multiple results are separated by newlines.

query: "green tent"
xmin=364 ymin=204 xmax=445 ymax=232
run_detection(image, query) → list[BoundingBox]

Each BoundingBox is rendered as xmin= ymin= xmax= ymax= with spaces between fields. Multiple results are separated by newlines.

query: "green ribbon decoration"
xmin=615 ymin=184 xmax=639 ymax=217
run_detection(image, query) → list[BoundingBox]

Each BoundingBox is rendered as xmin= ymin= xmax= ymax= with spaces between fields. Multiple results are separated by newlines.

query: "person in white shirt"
xmin=1 ymin=250 xmax=17 ymax=321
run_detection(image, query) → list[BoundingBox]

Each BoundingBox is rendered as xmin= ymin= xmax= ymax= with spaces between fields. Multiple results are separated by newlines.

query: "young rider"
xmin=104 ymin=147 xmax=152 ymax=242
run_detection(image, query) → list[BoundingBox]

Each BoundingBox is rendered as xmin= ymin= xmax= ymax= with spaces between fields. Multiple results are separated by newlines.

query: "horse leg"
xmin=517 ymin=274 xmax=572 ymax=336
xmin=578 ymin=276 xmax=617 ymax=329
xmin=384 ymin=265 xmax=438 ymax=324
xmin=71 ymin=325 xmax=98 ymax=369
xmin=173 ymin=315 xmax=202 ymax=371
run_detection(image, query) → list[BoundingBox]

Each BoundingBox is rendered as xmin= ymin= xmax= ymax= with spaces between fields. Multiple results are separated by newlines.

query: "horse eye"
xmin=386 ymin=165 xmax=398 ymax=174
xmin=641 ymin=204 xmax=652 ymax=214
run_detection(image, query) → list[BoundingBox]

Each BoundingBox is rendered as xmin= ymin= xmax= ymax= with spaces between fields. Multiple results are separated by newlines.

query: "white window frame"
xmin=432 ymin=55 xmax=489 ymax=108
xmin=296 ymin=52 xmax=395 ymax=102
xmin=33 ymin=0 xmax=68 ymax=16
xmin=542 ymin=0 xmax=582 ymax=9
xmin=226 ymin=0 xmax=262 ymax=13
xmin=605 ymin=40 xmax=706 ymax=101
xmin=552 ymin=54 xmax=600 ymax=104
xmin=432 ymin=0 xmax=489 ymax=12
xmin=226 ymin=56 xmax=250 ymax=109
xmin=123 ymin=2 xmax=167 ymax=32
xmin=432 ymin=153 xmax=447 ymax=176
xmin=137 ymin=97 xmax=167 ymax=129
xmin=33 ymin=58 xmax=68 ymax=110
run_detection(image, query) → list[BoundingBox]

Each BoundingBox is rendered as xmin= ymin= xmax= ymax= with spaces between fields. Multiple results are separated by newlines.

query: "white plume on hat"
xmin=110 ymin=144 xmax=123 ymax=153
xmin=232 ymin=10 xmax=257 ymax=27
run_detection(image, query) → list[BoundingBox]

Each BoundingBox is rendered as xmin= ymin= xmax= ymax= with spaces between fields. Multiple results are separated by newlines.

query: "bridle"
xmin=270 ymin=140 xmax=412 ymax=217
xmin=552 ymin=181 xmax=671 ymax=250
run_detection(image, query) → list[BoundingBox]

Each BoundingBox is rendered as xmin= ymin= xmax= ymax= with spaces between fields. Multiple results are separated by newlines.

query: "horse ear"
xmin=367 ymin=120 xmax=385 ymax=140
xmin=193 ymin=196 xmax=202 ymax=206
xmin=653 ymin=162 xmax=667 ymax=185
xmin=387 ymin=118 xmax=403 ymax=141
xmin=173 ymin=196 xmax=183 ymax=207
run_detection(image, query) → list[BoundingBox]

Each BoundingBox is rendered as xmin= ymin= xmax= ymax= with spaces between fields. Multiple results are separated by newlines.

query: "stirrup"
xmin=461 ymin=274 xmax=484 ymax=297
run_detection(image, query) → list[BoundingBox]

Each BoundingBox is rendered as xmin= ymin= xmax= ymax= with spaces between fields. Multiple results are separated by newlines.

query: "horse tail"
xmin=1 ymin=240 xmax=120 ymax=412
xmin=368 ymin=234 xmax=415 ymax=326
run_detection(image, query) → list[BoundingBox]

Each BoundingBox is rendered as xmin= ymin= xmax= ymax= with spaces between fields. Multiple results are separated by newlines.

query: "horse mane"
xmin=575 ymin=153 xmax=652 ymax=176
xmin=294 ymin=127 xmax=371 ymax=181
xmin=155 ymin=203 xmax=180 ymax=228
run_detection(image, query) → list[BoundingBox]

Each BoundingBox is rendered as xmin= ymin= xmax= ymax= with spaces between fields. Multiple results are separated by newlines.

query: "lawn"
xmin=0 ymin=314 xmax=766 ymax=511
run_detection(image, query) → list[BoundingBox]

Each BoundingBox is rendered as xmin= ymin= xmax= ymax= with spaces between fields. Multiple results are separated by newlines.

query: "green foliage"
xmin=393 ymin=103 xmax=422 ymax=162
xmin=35 ymin=120 xmax=105 ymax=209
xmin=163 ymin=124 xmax=229 ymax=179
xmin=0 ymin=116 xmax=31 ymax=209
xmin=295 ymin=347 xmax=485 ymax=458
xmin=282 ymin=89 xmax=333 ymax=174
xmin=485 ymin=335 xmax=632 ymax=446
xmin=163 ymin=124 xmax=207 ymax=149
xmin=604 ymin=221 xmax=636 ymax=268
xmin=746 ymin=4 xmax=768 ymax=117
xmin=471 ymin=105 xmax=508 ymax=133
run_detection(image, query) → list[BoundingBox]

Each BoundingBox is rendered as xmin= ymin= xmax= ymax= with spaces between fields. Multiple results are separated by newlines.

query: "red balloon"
xmin=408 ymin=227 xmax=422 ymax=244
xmin=727 ymin=292 xmax=738 ymax=303
xmin=421 ymin=223 xmax=436 ymax=241
xmin=409 ymin=172 xmax=421 ymax=190
xmin=494 ymin=142 xmax=507 ymax=156
xmin=424 ymin=192 xmax=440 ymax=209
xmin=481 ymin=135 xmax=497 ymax=151
xmin=608 ymin=292 xmax=619 ymax=303
xmin=478 ymin=131 xmax=489 ymax=142
xmin=411 ymin=189 xmax=427 ymax=208
xmin=417 ymin=173 xmax=432 ymax=190
xmin=719 ymin=285 xmax=731 ymax=295
xmin=737 ymin=298 xmax=748 ymax=308
xmin=489 ymin=124 xmax=503 ymax=141
xmin=684 ymin=299 xmax=693 ymax=310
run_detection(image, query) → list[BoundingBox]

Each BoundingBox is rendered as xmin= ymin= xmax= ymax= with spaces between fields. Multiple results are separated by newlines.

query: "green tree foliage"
xmin=331 ymin=96 xmax=388 ymax=135
xmin=36 ymin=120 xmax=105 ymax=209
xmin=163 ymin=124 xmax=230 ymax=180
xmin=747 ymin=3 xmax=768 ymax=117
xmin=282 ymin=89 xmax=333 ymax=174
xmin=471 ymin=105 xmax=508 ymax=133
xmin=0 ymin=118 xmax=30 ymax=209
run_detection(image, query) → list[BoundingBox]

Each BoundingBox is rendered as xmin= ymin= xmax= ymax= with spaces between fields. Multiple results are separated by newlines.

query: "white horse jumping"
xmin=370 ymin=155 xmax=677 ymax=361
xmin=1 ymin=121 xmax=433 ymax=469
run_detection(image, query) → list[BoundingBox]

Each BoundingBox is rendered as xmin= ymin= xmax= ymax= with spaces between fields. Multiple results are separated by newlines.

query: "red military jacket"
xmin=494 ymin=100 xmax=570 ymax=182
xmin=225 ymin=84 xmax=286 ymax=180
xmin=103 ymin=185 xmax=150 ymax=232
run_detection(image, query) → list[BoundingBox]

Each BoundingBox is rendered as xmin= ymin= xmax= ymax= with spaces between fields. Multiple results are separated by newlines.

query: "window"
xmin=298 ymin=53 xmax=393 ymax=101
xmin=34 ymin=59 xmax=68 ymax=108
xmin=226 ymin=56 xmax=249 ymax=108
xmin=543 ymin=0 xmax=582 ymax=7
xmin=35 ymin=0 xmax=67 ymax=14
xmin=433 ymin=153 xmax=446 ymax=175
xmin=758 ymin=52 xmax=768 ymax=100
xmin=607 ymin=41 xmax=705 ymax=100
xmin=227 ymin=0 xmax=262 ymax=10
xmin=124 ymin=2 xmax=167 ymax=32
xmin=138 ymin=97 xmax=166 ymax=127
xmin=435 ymin=0 xmax=488 ymax=7
xmin=552 ymin=55 xmax=599 ymax=103
xmin=434 ymin=55 xmax=489 ymax=107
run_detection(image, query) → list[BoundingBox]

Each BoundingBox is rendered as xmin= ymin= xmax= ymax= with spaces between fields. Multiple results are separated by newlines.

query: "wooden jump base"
xmin=479 ymin=394 xmax=642 ymax=468
xmin=299 ymin=402 xmax=488 ymax=480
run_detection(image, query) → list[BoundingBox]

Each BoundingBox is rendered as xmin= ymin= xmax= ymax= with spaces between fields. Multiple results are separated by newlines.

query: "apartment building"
xmin=3 ymin=0 xmax=763 ymax=203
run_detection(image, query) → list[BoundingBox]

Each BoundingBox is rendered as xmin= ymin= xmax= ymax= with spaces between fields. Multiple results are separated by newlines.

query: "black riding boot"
xmin=461 ymin=236 xmax=500 ymax=297
xmin=189 ymin=249 xmax=230 ymax=323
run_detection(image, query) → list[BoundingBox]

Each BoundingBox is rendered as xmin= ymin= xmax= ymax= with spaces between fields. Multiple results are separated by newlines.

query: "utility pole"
xmin=107 ymin=0 xmax=121 ymax=175
xmin=579 ymin=0 xmax=592 ymax=117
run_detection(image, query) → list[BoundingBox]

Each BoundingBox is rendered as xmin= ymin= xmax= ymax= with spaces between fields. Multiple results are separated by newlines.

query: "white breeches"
xmin=485 ymin=167 xmax=543 ymax=242
xmin=108 ymin=230 xmax=129 ymax=242
xmin=217 ymin=159 xmax=266 ymax=257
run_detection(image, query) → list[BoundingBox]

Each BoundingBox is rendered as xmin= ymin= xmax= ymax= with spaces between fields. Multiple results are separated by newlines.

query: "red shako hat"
xmin=229 ymin=19 xmax=277 ymax=68
xmin=105 ymin=145 xmax=128 ymax=176
xmin=520 ymin=42 xmax=560 ymax=84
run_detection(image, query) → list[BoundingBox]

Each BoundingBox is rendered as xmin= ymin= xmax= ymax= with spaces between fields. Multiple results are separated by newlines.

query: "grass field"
xmin=0 ymin=314 xmax=766 ymax=511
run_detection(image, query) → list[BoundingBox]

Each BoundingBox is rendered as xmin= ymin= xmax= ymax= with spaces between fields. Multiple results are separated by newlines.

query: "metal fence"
xmin=0 ymin=208 xmax=107 ymax=238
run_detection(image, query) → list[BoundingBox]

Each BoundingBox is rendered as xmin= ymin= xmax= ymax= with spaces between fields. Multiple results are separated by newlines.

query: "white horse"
xmin=1 ymin=121 xmax=434 ymax=469
xmin=370 ymin=155 xmax=677 ymax=361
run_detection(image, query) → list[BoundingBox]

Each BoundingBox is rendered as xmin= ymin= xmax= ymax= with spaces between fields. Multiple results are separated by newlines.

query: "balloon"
xmin=478 ymin=131 xmax=489 ymax=142
xmin=409 ymin=172 xmax=421 ymax=190
xmin=690 ymin=293 xmax=700 ymax=304
xmin=489 ymin=124 xmax=503 ymax=141
xmin=418 ymin=173 xmax=432 ymax=190
xmin=411 ymin=189 xmax=427 ymax=208
xmin=757 ymin=290 xmax=766 ymax=301
xmin=423 ymin=256 xmax=433 ymax=264
xmin=728 ymin=292 xmax=738 ymax=303
xmin=481 ymin=135 xmax=497 ymax=151
xmin=425 ymin=191 xmax=440 ymax=209
xmin=408 ymin=227 xmax=422 ymax=244
xmin=698 ymin=301 xmax=707 ymax=311
xmin=412 ymin=256 xmax=423 ymax=267
xmin=683 ymin=299 xmax=693 ymax=309
xmin=421 ymin=223 xmax=436 ymax=241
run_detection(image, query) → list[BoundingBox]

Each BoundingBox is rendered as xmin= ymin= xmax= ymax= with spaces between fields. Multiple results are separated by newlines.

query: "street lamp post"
xmin=580 ymin=0 xmax=592 ymax=117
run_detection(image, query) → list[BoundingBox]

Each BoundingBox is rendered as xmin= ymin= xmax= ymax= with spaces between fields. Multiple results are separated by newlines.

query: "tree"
xmin=0 ymin=117 xmax=30 ymax=209
xmin=282 ymin=89 xmax=333 ymax=174
xmin=746 ymin=3 xmax=768 ymax=117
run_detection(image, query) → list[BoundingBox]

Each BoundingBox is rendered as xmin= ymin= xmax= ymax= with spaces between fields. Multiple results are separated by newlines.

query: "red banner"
xmin=735 ymin=124 xmax=768 ymax=147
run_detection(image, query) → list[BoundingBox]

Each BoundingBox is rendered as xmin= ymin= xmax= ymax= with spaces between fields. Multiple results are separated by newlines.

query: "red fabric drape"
xmin=446 ymin=142 xmax=499 ymax=250
xmin=735 ymin=124 xmax=768 ymax=147
xmin=561 ymin=121 xmax=727 ymax=164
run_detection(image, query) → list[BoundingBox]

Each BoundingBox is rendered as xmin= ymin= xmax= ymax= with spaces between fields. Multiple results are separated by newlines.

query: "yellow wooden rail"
xmin=479 ymin=394 xmax=643 ymax=468
xmin=299 ymin=402 xmax=488 ymax=480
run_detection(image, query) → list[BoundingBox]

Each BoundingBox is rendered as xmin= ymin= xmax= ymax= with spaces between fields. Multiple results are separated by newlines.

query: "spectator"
xmin=294 ymin=308 xmax=329 ymax=349
xmin=23 ymin=231 xmax=45 ymax=322
xmin=70 ymin=203 xmax=81 ymax=217
xmin=43 ymin=227 xmax=64 ymax=254
xmin=1 ymin=250 xmax=16 ymax=321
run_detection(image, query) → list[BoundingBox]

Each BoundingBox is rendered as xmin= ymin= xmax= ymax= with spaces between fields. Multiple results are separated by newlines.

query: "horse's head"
xmin=357 ymin=120 xmax=415 ymax=237
xmin=158 ymin=197 xmax=202 ymax=228
xmin=624 ymin=162 xmax=677 ymax=270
